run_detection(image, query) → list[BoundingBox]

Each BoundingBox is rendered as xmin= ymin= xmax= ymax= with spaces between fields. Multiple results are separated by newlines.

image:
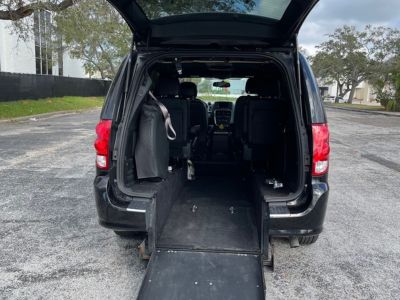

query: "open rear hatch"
xmin=107 ymin=0 xmax=318 ymax=47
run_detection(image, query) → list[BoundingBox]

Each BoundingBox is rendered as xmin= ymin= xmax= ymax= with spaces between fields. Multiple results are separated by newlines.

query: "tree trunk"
xmin=336 ymin=82 xmax=344 ymax=103
xmin=348 ymin=85 xmax=357 ymax=104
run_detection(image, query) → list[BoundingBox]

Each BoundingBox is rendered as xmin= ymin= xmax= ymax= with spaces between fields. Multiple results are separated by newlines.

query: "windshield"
xmin=136 ymin=0 xmax=292 ymax=21
xmin=181 ymin=78 xmax=248 ymax=102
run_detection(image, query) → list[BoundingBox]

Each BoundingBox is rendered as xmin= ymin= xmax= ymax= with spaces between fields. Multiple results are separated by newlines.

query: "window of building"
xmin=33 ymin=10 xmax=53 ymax=75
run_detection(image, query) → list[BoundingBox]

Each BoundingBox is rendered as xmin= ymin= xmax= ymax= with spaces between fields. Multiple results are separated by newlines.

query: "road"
xmin=0 ymin=108 xmax=399 ymax=299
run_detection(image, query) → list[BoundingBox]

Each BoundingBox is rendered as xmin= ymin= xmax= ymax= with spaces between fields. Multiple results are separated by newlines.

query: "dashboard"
xmin=209 ymin=101 xmax=234 ymax=128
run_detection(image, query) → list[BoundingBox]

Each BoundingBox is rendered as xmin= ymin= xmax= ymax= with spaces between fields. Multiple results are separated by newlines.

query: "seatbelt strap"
xmin=148 ymin=91 xmax=177 ymax=141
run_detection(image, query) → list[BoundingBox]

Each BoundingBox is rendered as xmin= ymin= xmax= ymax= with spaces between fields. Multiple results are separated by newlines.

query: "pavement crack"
xmin=361 ymin=153 xmax=400 ymax=173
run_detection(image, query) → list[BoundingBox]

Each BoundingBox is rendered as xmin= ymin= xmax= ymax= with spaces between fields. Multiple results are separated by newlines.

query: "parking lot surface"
xmin=0 ymin=108 xmax=399 ymax=299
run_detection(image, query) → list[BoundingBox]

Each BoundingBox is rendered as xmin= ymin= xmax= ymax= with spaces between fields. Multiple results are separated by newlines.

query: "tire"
xmin=298 ymin=235 xmax=319 ymax=245
xmin=114 ymin=231 xmax=146 ymax=239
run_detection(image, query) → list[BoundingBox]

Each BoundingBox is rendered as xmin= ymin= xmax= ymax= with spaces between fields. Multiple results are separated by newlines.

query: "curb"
xmin=0 ymin=108 xmax=101 ymax=124
xmin=324 ymin=105 xmax=400 ymax=117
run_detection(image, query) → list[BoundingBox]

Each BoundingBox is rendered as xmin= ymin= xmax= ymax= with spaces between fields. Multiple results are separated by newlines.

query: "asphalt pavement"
xmin=0 ymin=108 xmax=399 ymax=299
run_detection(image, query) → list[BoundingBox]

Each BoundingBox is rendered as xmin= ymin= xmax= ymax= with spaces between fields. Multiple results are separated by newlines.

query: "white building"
xmin=318 ymin=80 xmax=377 ymax=103
xmin=0 ymin=11 xmax=86 ymax=78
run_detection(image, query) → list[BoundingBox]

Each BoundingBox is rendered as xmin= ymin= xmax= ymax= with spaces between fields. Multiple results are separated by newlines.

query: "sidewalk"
xmin=324 ymin=104 xmax=400 ymax=117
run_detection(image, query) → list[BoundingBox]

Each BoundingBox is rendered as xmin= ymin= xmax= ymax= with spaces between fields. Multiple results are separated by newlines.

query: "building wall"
xmin=0 ymin=21 xmax=36 ymax=74
xmin=318 ymin=80 xmax=376 ymax=102
xmin=62 ymin=53 xmax=86 ymax=78
xmin=0 ymin=18 xmax=87 ymax=78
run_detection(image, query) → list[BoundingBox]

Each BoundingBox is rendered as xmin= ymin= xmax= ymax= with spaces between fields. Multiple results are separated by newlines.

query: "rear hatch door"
xmin=107 ymin=0 xmax=318 ymax=47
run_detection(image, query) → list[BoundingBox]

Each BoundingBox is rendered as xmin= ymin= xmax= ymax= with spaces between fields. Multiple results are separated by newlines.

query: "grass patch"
xmin=0 ymin=96 xmax=104 ymax=119
xmin=325 ymin=103 xmax=385 ymax=111
xmin=198 ymin=95 xmax=236 ymax=102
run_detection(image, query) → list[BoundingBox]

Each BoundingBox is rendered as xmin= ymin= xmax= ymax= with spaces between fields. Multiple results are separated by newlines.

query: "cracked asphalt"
xmin=1 ymin=108 xmax=399 ymax=299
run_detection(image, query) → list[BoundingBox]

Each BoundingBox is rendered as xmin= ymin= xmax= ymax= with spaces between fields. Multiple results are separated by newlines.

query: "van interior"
xmin=117 ymin=56 xmax=306 ymax=253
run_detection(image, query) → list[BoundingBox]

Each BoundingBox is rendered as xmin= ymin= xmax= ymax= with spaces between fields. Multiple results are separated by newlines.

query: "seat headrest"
xmin=155 ymin=77 xmax=179 ymax=97
xmin=180 ymin=82 xmax=197 ymax=99
xmin=246 ymin=77 xmax=280 ymax=98
xmin=245 ymin=78 xmax=259 ymax=94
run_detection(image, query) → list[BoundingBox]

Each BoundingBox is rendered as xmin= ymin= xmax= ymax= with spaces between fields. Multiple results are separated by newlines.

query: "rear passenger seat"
xmin=236 ymin=77 xmax=284 ymax=162
xmin=154 ymin=77 xmax=191 ymax=161
xmin=233 ymin=77 xmax=258 ymax=145
xmin=247 ymin=78 xmax=283 ymax=147
xmin=179 ymin=82 xmax=208 ymax=159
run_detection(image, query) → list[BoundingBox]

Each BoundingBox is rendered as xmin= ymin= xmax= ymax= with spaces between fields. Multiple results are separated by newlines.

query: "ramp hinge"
xmin=262 ymin=242 xmax=274 ymax=271
xmin=112 ymin=150 xmax=118 ymax=160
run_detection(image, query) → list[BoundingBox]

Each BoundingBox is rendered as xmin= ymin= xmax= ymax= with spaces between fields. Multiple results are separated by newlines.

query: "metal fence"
xmin=0 ymin=72 xmax=111 ymax=101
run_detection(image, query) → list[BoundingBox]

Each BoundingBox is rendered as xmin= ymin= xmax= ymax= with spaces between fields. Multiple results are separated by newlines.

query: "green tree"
xmin=198 ymin=79 xmax=213 ymax=94
xmin=311 ymin=25 xmax=399 ymax=104
xmin=0 ymin=0 xmax=75 ymax=20
xmin=55 ymin=0 xmax=131 ymax=79
xmin=1 ymin=0 xmax=77 ymax=41
xmin=4 ymin=0 xmax=257 ymax=79
xmin=367 ymin=28 xmax=400 ymax=110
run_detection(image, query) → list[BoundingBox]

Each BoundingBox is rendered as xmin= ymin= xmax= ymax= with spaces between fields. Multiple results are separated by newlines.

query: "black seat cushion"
xmin=247 ymin=78 xmax=283 ymax=146
xmin=180 ymin=82 xmax=208 ymax=159
xmin=179 ymin=82 xmax=208 ymax=137
xmin=247 ymin=100 xmax=282 ymax=145
xmin=233 ymin=77 xmax=260 ymax=141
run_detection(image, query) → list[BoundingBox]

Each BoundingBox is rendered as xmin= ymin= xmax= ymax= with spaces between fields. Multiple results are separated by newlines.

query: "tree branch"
xmin=0 ymin=0 xmax=78 ymax=20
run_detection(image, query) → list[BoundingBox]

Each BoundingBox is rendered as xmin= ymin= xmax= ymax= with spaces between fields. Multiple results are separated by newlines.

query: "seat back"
xmin=155 ymin=77 xmax=190 ymax=159
xmin=180 ymin=82 xmax=208 ymax=160
xmin=179 ymin=82 xmax=208 ymax=138
xmin=233 ymin=78 xmax=259 ymax=142
xmin=247 ymin=78 xmax=283 ymax=146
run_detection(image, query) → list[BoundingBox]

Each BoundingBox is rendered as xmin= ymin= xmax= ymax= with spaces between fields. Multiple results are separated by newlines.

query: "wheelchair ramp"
xmin=137 ymin=250 xmax=265 ymax=300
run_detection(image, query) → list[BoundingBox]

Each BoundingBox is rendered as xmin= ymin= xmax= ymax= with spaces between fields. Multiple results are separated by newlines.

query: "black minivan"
xmin=94 ymin=1 xmax=330 ymax=299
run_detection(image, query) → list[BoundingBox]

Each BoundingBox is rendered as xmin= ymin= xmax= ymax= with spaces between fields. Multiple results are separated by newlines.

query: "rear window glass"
xmin=136 ymin=0 xmax=291 ymax=21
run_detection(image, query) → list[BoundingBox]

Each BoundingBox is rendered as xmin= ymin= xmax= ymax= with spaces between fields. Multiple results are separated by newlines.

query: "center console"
xmin=212 ymin=101 xmax=233 ymax=129
xmin=210 ymin=101 xmax=234 ymax=160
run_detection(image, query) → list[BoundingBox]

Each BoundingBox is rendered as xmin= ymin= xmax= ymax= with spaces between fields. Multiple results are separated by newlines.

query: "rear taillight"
xmin=94 ymin=119 xmax=112 ymax=170
xmin=312 ymin=123 xmax=330 ymax=176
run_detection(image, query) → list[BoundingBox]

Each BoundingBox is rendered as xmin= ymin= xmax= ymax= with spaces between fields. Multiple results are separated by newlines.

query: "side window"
xmin=299 ymin=54 xmax=326 ymax=124
xmin=100 ymin=54 xmax=135 ymax=119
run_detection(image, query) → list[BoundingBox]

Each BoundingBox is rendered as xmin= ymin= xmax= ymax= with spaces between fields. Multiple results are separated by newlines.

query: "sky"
xmin=298 ymin=0 xmax=400 ymax=55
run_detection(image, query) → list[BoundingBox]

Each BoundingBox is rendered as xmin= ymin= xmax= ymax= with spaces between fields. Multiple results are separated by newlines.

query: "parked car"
xmin=94 ymin=0 xmax=330 ymax=299
xmin=324 ymin=96 xmax=335 ymax=103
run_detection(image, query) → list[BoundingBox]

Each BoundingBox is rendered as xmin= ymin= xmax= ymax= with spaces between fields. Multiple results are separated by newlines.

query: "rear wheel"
xmin=114 ymin=231 xmax=146 ymax=239
xmin=298 ymin=235 xmax=319 ymax=245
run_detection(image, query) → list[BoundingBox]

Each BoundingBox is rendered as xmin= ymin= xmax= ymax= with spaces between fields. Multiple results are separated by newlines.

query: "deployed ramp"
xmin=137 ymin=249 xmax=265 ymax=300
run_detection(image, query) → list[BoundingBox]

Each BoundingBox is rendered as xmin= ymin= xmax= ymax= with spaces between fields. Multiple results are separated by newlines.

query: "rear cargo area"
xmin=116 ymin=54 xmax=307 ymax=250
xmin=158 ymin=174 xmax=259 ymax=252
xmin=112 ymin=54 xmax=308 ymax=300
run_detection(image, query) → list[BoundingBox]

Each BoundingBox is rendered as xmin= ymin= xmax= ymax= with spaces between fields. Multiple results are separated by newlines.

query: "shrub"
xmin=386 ymin=100 xmax=400 ymax=112
xmin=379 ymin=98 xmax=389 ymax=108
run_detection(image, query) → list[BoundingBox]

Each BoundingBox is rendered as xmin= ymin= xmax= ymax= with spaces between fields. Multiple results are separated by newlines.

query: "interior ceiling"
xmin=152 ymin=60 xmax=280 ymax=79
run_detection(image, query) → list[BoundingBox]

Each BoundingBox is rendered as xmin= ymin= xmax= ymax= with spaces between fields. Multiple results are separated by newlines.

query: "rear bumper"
xmin=269 ymin=181 xmax=329 ymax=237
xmin=94 ymin=175 xmax=329 ymax=236
xmin=94 ymin=175 xmax=147 ymax=232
